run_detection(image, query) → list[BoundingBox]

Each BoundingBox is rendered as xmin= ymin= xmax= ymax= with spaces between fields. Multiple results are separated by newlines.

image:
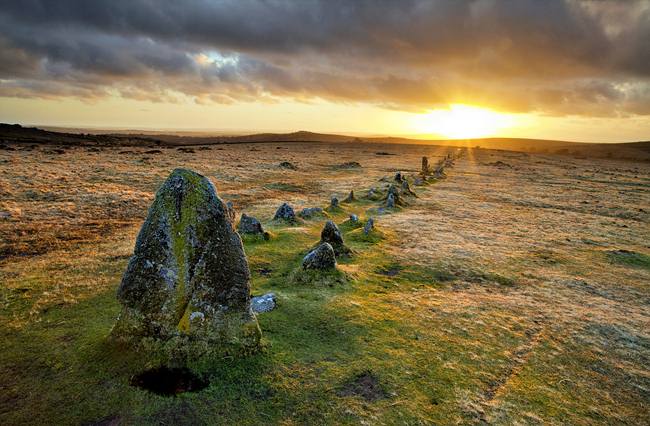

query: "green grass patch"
xmin=606 ymin=249 xmax=650 ymax=269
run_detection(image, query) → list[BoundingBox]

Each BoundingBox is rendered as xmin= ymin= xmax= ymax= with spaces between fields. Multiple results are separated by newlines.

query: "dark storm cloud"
xmin=0 ymin=0 xmax=648 ymax=116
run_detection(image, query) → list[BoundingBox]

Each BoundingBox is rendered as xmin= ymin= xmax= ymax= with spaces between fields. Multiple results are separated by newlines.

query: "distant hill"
xmin=1 ymin=123 xmax=648 ymax=161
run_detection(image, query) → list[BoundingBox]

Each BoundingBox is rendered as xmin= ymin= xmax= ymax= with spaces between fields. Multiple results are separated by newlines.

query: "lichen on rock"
xmin=238 ymin=213 xmax=265 ymax=235
xmin=273 ymin=202 xmax=297 ymax=223
xmin=111 ymin=168 xmax=261 ymax=362
xmin=302 ymin=242 xmax=337 ymax=270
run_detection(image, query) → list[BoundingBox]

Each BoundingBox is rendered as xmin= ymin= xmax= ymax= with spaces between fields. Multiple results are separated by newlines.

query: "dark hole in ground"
xmin=130 ymin=367 xmax=208 ymax=396
xmin=337 ymin=371 xmax=389 ymax=402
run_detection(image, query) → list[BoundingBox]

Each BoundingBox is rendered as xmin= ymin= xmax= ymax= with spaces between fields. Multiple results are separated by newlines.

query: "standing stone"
xmin=274 ymin=202 xmax=296 ymax=222
xmin=401 ymin=179 xmax=417 ymax=197
xmin=343 ymin=190 xmax=355 ymax=203
xmin=349 ymin=214 xmax=359 ymax=223
xmin=384 ymin=184 xmax=401 ymax=207
xmin=320 ymin=220 xmax=351 ymax=256
xmin=330 ymin=197 xmax=339 ymax=208
xmin=386 ymin=193 xmax=396 ymax=208
xmin=303 ymin=243 xmax=337 ymax=270
xmin=394 ymin=172 xmax=403 ymax=182
xmin=298 ymin=207 xmax=326 ymax=219
xmin=433 ymin=165 xmax=446 ymax=178
xmin=363 ymin=217 xmax=375 ymax=235
xmin=112 ymin=168 xmax=261 ymax=357
xmin=238 ymin=213 xmax=265 ymax=235
xmin=421 ymin=156 xmax=429 ymax=175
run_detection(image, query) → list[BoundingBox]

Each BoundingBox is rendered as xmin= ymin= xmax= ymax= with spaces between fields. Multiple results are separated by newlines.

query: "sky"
xmin=0 ymin=0 xmax=649 ymax=142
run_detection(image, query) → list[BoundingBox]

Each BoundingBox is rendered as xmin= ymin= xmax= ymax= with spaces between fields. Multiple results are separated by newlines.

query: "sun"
xmin=410 ymin=104 xmax=517 ymax=139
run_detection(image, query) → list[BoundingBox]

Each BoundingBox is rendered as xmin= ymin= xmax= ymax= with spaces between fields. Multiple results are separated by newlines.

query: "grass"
xmin=2 ymin=175 xmax=489 ymax=425
xmin=1 ymin=145 xmax=648 ymax=425
xmin=606 ymin=249 xmax=650 ymax=270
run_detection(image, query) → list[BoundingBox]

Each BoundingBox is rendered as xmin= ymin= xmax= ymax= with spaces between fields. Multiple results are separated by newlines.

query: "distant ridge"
xmin=1 ymin=123 xmax=648 ymax=161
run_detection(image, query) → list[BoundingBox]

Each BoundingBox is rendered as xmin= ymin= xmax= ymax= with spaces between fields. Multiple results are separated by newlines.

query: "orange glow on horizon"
xmin=409 ymin=104 xmax=521 ymax=139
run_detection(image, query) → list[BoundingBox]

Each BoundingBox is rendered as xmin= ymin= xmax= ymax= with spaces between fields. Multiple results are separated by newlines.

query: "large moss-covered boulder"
xmin=112 ymin=168 xmax=261 ymax=361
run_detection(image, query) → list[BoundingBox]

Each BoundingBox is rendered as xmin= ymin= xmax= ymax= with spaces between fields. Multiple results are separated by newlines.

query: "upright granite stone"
xmin=421 ymin=156 xmax=430 ymax=175
xmin=363 ymin=217 xmax=375 ymax=235
xmin=343 ymin=190 xmax=355 ymax=203
xmin=303 ymin=242 xmax=337 ymax=270
xmin=330 ymin=197 xmax=339 ymax=208
xmin=386 ymin=193 xmax=396 ymax=208
xmin=274 ymin=202 xmax=296 ymax=222
xmin=384 ymin=184 xmax=402 ymax=207
xmin=401 ymin=179 xmax=417 ymax=197
xmin=112 ymin=168 xmax=261 ymax=358
xmin=320 ymin=220 xmax=351 ymax=256
xmin=238 ymin=213 xmax=265 ymax=235
xmin=298 ymin=207 xmax=326 ymax=219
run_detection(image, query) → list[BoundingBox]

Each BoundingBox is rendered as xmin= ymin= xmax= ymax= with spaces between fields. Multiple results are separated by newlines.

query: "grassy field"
xmin=1 ymin=142 xmax=649 ymax=425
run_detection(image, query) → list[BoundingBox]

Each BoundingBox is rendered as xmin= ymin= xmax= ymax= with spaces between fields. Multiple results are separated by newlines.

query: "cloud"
xmin=0 ymin=0 xmax=648 ymax=116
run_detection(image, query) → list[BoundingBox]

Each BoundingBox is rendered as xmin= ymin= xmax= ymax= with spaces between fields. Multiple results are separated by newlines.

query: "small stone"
xmin=349 ymin=214 xmax=359 ymax=223
xmin=279 ymin=161 xmax=298 ymax=170
xmin=238 ymin=213 xmax=265 ymax=235
xmin=251 ymin=292 xmax=277 ymax=313
xmin=274 ymin=202 xmax=296 ymax=221
xmin=363 ymin=217 xmax=375 ymax=235
xmin=298 ymin=207 xmax=325 ymax=219
xmin=303 ymin=243 xmax=337 ymax=270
